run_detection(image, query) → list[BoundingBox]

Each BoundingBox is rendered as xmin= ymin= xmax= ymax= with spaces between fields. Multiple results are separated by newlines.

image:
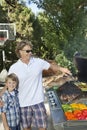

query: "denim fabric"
xmin=10 ymin=124 xmax=20 ymax=130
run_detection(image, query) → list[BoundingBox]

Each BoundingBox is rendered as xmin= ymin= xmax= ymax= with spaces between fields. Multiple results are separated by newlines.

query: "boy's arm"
xmin=1 ymin=112 xmax=10 ymax=130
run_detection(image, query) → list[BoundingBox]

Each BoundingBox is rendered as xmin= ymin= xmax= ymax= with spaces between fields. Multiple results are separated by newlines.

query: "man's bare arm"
xmin=49 ymin=64 xmax=72 ymax=75
xmin=0 ymin=86 xmax=7 ymax=97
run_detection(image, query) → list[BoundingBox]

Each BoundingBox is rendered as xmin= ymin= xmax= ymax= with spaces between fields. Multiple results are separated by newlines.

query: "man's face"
xmin=19 ymin=45 xmax=33 ymax=60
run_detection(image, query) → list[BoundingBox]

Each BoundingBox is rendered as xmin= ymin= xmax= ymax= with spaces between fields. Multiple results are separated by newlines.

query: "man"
xmin=0 ymin=41 xmax=71 ymax=130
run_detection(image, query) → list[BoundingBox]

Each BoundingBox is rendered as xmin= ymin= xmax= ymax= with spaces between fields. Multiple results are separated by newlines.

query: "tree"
xmin=7 ymin=3 xmax=35 ymax=41
xmin=4 ymin=0 xmax=17 ymax=7
xmin=33 ymin=12 xmax=61 ymax=59
xmin=1 ymin=0 xmax=87 ymax=72
xmin=0 ymin=4 xmax=8 ymax=23
xmin=28 ymin=0 xmax=87 ymax=59
xmin=0 ymin=2 xmax=36 ymax=71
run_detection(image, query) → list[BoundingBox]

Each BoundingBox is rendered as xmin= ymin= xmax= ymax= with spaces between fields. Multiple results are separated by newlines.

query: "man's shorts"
xmin=20 ymin=102 xmax=48 ymax=128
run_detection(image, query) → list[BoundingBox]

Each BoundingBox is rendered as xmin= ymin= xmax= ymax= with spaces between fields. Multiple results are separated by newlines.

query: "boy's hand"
xmin=5 ymin=126 xmax=11 ymax=130
xmin=0 ymin=100 xmax=4 ymax=107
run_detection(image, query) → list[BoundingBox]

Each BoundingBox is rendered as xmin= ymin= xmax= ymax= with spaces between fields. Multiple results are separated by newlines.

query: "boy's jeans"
xmin=10 ymin=124 xmax=20 ymax=130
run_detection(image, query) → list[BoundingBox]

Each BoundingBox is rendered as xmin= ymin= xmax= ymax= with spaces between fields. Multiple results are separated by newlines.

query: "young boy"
xmin=0 ymin=73 xmax=20 ymax=130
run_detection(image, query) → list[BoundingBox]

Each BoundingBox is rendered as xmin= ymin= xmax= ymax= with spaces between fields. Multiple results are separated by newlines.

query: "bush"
xmin=55 ymin=52 xmax=76 ymax=75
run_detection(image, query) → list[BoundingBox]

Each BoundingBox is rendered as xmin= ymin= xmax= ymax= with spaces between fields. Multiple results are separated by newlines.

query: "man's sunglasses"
xmin=21 ymin=50 xmax=33 ymax=53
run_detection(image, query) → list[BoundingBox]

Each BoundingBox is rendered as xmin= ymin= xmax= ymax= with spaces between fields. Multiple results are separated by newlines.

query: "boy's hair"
xmin=5 ymin=73 xmax=19 ymax=87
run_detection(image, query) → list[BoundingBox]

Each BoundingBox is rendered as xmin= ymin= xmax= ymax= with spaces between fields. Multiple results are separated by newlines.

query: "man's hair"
xmin=15 ymin=40 xmax=33 ymax=58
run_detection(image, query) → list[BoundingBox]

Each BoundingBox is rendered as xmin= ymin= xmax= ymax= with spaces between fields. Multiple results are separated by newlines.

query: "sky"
xmin=26 ymin=2 xmax=43 ymax=15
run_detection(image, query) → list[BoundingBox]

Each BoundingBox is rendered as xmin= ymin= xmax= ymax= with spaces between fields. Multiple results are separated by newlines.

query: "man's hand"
xmin=50 ymin=64 xmax=72 ymax=76
xmin=60 ymin=67 xmax=72 ymax=76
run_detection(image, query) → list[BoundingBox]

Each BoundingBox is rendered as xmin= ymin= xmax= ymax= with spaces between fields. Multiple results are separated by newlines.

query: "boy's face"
xmin=6 ymin=78 xmax=17 ymax=92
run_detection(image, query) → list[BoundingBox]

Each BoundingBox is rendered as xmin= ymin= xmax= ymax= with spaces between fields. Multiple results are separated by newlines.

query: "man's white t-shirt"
xmin=8 ymin=57 xmax=50 ymax=107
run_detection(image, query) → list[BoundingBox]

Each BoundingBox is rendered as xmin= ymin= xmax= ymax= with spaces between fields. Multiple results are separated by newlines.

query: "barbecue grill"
xmin=46 ymin=81 xmax=87 ymax=130
xmin=46 ymin=55 xmax=87 ymax=130
xmin=74 ymin=55 xmax=87 ymax=82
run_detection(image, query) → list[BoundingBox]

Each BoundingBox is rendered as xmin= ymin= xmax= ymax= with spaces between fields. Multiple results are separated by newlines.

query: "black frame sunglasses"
xmin=21 ymin=50 xmax=33 ymax=53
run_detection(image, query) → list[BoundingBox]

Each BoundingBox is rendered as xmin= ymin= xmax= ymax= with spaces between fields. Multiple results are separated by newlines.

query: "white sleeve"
xmin=38 ymin=58 xmax=51 ymax=70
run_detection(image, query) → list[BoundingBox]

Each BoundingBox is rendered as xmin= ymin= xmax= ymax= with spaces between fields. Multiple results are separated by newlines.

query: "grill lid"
xmin=74 ymin=56 xmax=87 ymax=82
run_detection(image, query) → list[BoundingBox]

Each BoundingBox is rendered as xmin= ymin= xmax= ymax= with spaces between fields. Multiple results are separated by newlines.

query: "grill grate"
xmin=56 ymin=81 xmax=82 ymax=104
